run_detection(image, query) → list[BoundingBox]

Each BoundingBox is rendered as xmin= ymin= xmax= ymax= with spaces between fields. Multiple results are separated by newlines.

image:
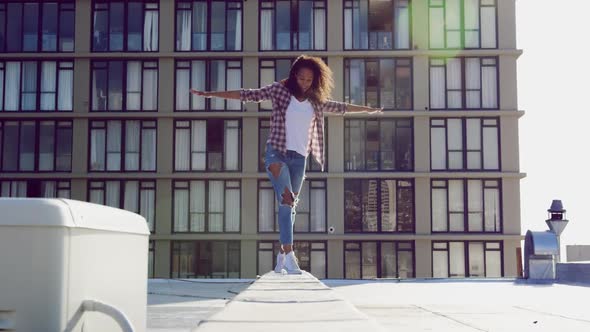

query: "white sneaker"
xmin=284 ymin=251 xmax=303 ymax=274
xmin=274 ymin=252 xmax=285 ymax=273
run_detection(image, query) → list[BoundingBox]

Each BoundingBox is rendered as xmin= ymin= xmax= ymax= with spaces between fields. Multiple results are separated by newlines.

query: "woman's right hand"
xmin=190 ymin=89 xmax=211 ymax=98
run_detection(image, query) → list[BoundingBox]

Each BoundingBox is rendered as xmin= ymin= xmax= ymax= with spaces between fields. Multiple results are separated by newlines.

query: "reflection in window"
xmin=344 ymin=0 xmax=410 ymax=50
xmin=345 ymin=58 xmax=412 ymax=110
xmin=171 ymin=241 xmax=240 ymax=278
xmin=0 ymin=180 xmax=70 ymax=198
xmin=345 ymin=241 xmax=414 ymax=279
xmin=345 ymin=179 xmax=414 ymax=233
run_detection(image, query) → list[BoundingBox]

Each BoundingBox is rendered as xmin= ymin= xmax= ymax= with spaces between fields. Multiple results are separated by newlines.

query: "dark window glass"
xmin=171 ymin=241 xmax=241 ymax=278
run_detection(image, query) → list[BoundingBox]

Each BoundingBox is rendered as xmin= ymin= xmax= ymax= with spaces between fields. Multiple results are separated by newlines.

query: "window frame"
xmin=430 ymin=117 xmax=501 ymax=171
xmin=170 ymin=240 xmax=241 ymax=278
xmin=0 ymin=119 xmax=72 ymax=172
xmin=172 ymin=179 xmax=242 ymax=234
xmin=344 ymin=240 xmax=415 ymax=279
xmin=430 ymin=178 xmax=503 ymax=233
xmin=257 ymin=240 xmax=328 ymax=277
xmin=91 ymin=0 xmax=160 ymax=52
xmin=0 ymin=179 xmax=71 ymax=198
xmin=431 ymin=240 xmax=503 ymax=278
xmin=344 ymin=178 xmax=415 ymax=233
xmin=88 ymin=119 xmax=158 ymax=172
xmin=175 ymin=0 xmax=243 ymax=52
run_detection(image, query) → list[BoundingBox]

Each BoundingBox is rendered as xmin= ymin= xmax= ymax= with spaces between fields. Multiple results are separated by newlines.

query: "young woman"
xmin=190 ymin=55 xmax=382 ymax=274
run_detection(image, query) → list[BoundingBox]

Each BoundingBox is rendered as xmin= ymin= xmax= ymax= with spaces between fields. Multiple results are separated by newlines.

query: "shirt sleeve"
xmin=240 ymin=83 xmax=276 ymax=103
xmin=322 ymin=100 xmax=348 ymax=115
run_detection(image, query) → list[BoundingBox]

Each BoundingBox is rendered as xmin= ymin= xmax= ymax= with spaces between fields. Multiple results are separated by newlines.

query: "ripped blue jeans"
xmin=264 ymin=143 xmax=307 ymax=245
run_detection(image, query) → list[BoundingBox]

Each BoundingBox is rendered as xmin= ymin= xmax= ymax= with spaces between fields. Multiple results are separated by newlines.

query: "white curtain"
xmin=22 ymin=62 xmax=37 ymax=111
xmin=208 ymin=181 xmax=223 ymax=232
xmin=107 ymin=121 xmax=122 ymax=171
xmin=124 ymin=181 xmax=139 ymax=213
xmin=465 ymin=58 xmax=481 ymax=108
xmin=226 ymin=68 xmax=241 ymax=110
xmin=140 ymin=187 xmax=155 ymax=232
xmin=314 ymin=8 xmax=325 ymax=49
xmin=431 ymin=126 xmax=446 ymax=170
xmin=224 ymin=121 xmax=239 ymax=170
xmin=480 ymin=6 xmax=497 ymax=48
xmin=211 ymin=61 xmax=225 ymax=110
xmin=125 ymin=121 xmax=140 ymax=170
xmin=485 ymin=249 xmax=502 ymax=277
xmin=482 ymin=65 xmax=497 ymax=108
xmin=190 ymin=61 xmax=206 ymax=110
xmin=225 ymin=186 xmax=240 ymax=232
xmin=175 ymin=127 xmax=190 ymax=171
xmin=193 ymin=3 xmax=208 ymax=50
xmin=126 ymin=61 xmax=141 ymax=111
xmin=38 ymin=121 xmax=55 ymax=171
xmin=177 ymin=10 xmax=191 ymax=50
xmin=429 ymin=66 xmax=445 ymax=109
xmin=466 ymin=118 xmax=482 ymax=169
xmin=395 ymin=1 xmax=410 ymax=49
xmin=174 ymin=188 xmax=189 ymax=232
xmin=446 ymin=59 xmax=462 ymax=108
xmin=141 ymin=127 xmax=156 ymax=171
xmin=5 ymin=62 xmax=21 ymax=111
xmin=176 ymin=67 xmax=189 ymax=110
xmin=448 ymin=119 xmax=463 ymax=169
xmin=191 ymin=120 xmax=206 ymax=170
xmin=467 ymin=180 xmax=483 ymax=232
xmin=106 ymin=181 xmax=120 ymax=208
xmin=484 ymin=187 xmax=500 ymax=232
xmin=445 ymin=0 xmax=461 ymax=48
xmin=41 ymin=181 xmax=56 ymax=198
xmin=89 ymin=186 xmax=103 ymax=205
xmin=483 ymin=126 xmax=499 ymax=169
xmin=429 ymin=7 xmax=444 ymax=48
xmin=311 ymin=187 xmax=326 ymax=232
xmin=260 ymin=10 xmax=273 ymax=50
xmin=432 ymin=250 xmax=449 ymax=277
xmin=58 ymin=64 xmax=73 ymax=111
xmin=449 ymin=242 xmax=466 ymax=277
xmin=143 ymin=68 xmax=158 ymax=110
xmin=464 ymin=0 xmax=479 ymax=48
xmin=259 ymin=186 xmax=274 ymax=232
xmin=41 ymin=62 xmax=56 ymax=111
xmin=344 ymin=9 xmax=352 ymax=49
xmin=144 ymin=11 xmax=158 ymax=51
xmin=449 ymin=180 xmax=465 ymax=231
xmin=90 ymin=128 xmax=106 ymax=170
xmin=432 ymin=188 xmax=448 ymax=231
xmin=234 ymin=10 xmax=242 ymax=50
xmin=190 ymin=181 xmax=205 ymax=232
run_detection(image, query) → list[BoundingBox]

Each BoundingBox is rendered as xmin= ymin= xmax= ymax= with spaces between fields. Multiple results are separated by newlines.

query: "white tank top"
xmin=285 ymin=96 xmax=314 ymax=157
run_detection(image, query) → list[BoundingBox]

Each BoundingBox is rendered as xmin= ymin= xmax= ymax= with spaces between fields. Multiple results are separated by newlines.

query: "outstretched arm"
xmin=345 ymin=103 xmax=383 ymax=114
xmin=190 ymin=89 xmax=241 ymax=100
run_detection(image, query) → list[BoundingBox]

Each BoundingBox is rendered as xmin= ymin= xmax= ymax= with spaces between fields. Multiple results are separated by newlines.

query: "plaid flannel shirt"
xmin=240 ymin=82 xmax=347 ymax=171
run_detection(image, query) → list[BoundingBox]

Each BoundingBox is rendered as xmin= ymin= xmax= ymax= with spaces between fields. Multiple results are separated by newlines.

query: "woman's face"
xmin=296 ymin=67 xmax=314 ymax=94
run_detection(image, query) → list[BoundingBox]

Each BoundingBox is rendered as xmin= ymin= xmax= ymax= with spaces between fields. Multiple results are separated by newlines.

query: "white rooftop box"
xmin=0 ymin=198 xmax=150 ymax=332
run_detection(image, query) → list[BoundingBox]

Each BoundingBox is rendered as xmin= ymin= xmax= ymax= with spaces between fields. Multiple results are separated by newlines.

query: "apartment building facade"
xmin=0 ymin=0 xmax=523 ymax=279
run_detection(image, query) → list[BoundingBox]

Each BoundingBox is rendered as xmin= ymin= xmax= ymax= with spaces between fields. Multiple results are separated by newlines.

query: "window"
xmin=344 ymin=58 xmax=412 ymax=110
xmin=259 ymin=119 xmax=324 ymax=172
xmin=176 ymin=0 xmax=242 ymax=51
xmin=171 ymin=241 xmax=240 ymax=278
xmin=430 ymin=57 xmax=498 ymax=110
xmin=91 ymin=60 xmax=158 ymax=112
xmin=88 ymin=180 xmax=156 ymax=232
xmin=344 ymin=0 xmax=410 ymax=50
xmin=344 ymin=179 xmax=414 ymax=233
xmin=0 ymin=60 xmax=73 ymax=112
xmin=258 ymin=179 xmax=326 ymax=233
xmin=259 ymin=0 xmax=326 ymax=51
xmin=431 ymin=179 xmax=501 ymax=233
xmin=431 ymin=118 xmax=500 ymax=171
xmin=1 ymin=120 xmax=72 ymax=172
xmin=0 ymin=1 xmax=74 ymax=52
xmin=258 ymin=241 xmax=327 ymax=278
xmin=175 ymin=60 xmax=242 ymax=111
xmin=0 ymin=180 xmax=70 ymax=198
xmin=429 ymin=0 xmax=497 ymax=49
xmin=345 ymin=241 xmax=414 ymax=279
xmin=173 ymin=180 xmax=241 ymax=233
xmin=89 ymin=120 xmax=157 ymax=172
xmin=345 ymin=119 xmax=413 ymax=171
xmin=174 ymin=119 xmax=240 ymax=171
xmin=92 ymin=0 xmax=158 ymax=52
xmin=432 ymin=241 xmax=502 ymax=277
xmin=148 ymin=240 xmax=155 ymax=278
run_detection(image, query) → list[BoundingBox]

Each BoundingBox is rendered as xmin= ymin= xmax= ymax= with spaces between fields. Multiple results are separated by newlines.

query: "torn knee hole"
xmin=281 ymin=187 xmax=295 ymax=206
xmin=268 ymin=162 xmax=282 ymax=179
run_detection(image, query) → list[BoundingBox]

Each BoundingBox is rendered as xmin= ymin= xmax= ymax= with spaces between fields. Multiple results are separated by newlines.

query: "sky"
xmin=516 ymin=0 xmax=590 ymax=250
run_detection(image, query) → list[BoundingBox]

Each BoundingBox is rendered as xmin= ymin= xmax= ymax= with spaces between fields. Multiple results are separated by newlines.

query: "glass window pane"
xmin=449 ymin=242 xmax=465 ymax=277
xmin=485 ymin=249 xmax=502 ymax=277
xmin=381 ymin=242 xmax=396 ymax=278
xmin=469 ymin=242 xmax=485 ymax=277
xmin=345 ymin=250 xmax=361 ymax=279
xmin=362 ymin=242 xmax=377 ymax=279
xmin=433 ymin=250 xmax=448 ymax=278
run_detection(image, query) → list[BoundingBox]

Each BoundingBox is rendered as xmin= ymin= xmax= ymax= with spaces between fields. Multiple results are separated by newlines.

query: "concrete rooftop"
xmin=147 ymin=275 xmax=590 ymax=332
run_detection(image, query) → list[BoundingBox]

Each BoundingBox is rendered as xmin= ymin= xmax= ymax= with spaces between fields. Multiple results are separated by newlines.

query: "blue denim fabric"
xmin=264 ymin=143 xmax=307 ymax=245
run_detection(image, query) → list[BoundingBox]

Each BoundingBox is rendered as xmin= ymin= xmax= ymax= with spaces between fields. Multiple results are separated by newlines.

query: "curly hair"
xmin=282 ymin=55 xmax=334 ymax=104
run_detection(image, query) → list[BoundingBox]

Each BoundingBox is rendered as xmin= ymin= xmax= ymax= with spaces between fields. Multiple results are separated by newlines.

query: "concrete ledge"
xmin=195 ymin=271 xmax=385 ymax=332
